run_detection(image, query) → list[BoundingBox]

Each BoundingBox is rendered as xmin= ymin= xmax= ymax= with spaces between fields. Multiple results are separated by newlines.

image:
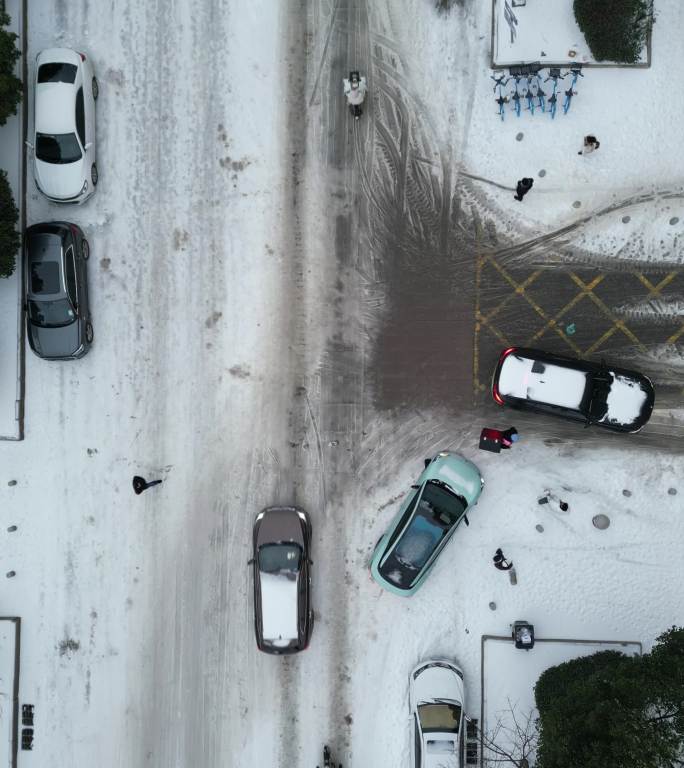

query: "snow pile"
xmin=259 ymin=572 xmax=299 ymax=646
xmin=602 ymin=373 xmax=648 ymax=425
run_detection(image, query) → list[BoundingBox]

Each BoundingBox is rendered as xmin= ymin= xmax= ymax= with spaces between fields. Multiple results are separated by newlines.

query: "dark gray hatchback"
xmin=25 ymin=222 xmax=93 ymax=360
xmin=251 ymin=506 xmax=314 ymax=654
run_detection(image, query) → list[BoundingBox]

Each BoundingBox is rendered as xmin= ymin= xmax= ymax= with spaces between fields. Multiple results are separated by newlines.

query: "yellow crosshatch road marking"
xmin=472 ymin=247 xmax=684 ymax=396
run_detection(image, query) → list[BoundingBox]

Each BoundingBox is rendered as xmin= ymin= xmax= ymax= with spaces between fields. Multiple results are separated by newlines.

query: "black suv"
xmin=25 ymin=222 xmax=93 ymax=360
xmin=492 ymin=346 xmax=655 ymax=433
xmin=251 ymin=506 xmax=314 ymax=654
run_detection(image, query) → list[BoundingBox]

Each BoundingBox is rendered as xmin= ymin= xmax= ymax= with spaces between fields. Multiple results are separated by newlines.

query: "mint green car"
xmin=370 ymin=452 xmax=484 ymax=596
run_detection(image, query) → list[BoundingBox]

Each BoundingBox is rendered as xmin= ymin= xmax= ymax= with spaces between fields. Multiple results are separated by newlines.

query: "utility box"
xmin=513 ymin=620 xmax=535 ymax=650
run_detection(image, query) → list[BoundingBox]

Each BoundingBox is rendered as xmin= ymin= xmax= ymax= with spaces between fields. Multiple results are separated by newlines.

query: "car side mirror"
xmin=247 ymin=558 xmax=254 ymax=566
xmin=411 ymin=484 xmax=420 ymax=490
xmin=309 ymin=559 xmax=314 ymax=566
xmin=85 ymin=142 xmax=93 ymax=150
xmin=424 ymin=459 xmax=431 ymax=468
xmin=25 ymin=140 xmax=34 ymax=150
xmin=463 ymin=515 xmax=470 ymax=527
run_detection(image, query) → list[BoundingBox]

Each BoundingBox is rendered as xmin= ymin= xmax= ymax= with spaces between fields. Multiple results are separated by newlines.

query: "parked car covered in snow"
xmin=30 ymin=48 xmax=98 ymax=203
xmin=492 ymin=346 xmax=655 ymax=433
xmin=410 ymin=659 xmax=466 ymax=768
xmin=370 ymin=452 xmax=484 ymax=597
xmin=250 ymin=506 xmax=313 ymax=654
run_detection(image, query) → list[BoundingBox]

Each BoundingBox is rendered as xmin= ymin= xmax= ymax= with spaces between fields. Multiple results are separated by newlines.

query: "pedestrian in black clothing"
xmin=514 ymin=177 xmax=534 ymax=201
xmin=133 ymin=475 xmax=162 ymax=495
xmin=493 ymin=548 xmax=513 ymax=571
xmin=578 ymin=135 xmax=600 ymax=155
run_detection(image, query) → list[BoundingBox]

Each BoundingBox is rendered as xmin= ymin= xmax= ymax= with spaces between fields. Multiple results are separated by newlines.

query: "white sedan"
xmin=31 ymin=48 xmax=98 ymax=204
xmin=410 ymin=660 xmax=465 ymax=768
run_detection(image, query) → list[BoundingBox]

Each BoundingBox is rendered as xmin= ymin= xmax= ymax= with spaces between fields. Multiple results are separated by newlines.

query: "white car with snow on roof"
xmin=410 ymin=659 xmax=466 ymax=768
xmin=492 ymin=347 xmax=655 ymax=433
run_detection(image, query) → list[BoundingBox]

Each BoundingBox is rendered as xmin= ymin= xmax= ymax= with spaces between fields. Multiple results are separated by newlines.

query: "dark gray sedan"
xmin=25 ymin=222 xmax=93 ymax=359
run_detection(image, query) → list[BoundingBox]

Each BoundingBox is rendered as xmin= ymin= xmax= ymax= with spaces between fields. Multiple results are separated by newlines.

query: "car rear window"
xmin=30 ymin=261 xmax=61 ymax=295
xmin=38 ymin=62 xmax=77 ymax=84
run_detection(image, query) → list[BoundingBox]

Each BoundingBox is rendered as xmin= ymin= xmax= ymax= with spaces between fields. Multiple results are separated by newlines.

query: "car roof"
xmin=499 ymin=352 xmax=589 ymax=409
xmin=36 ymin=81 xmax=78 ymax=135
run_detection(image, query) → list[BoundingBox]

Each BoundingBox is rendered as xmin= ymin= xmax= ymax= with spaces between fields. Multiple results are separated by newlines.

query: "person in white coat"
xmin=343 ymin=70 xmax=367 ymax=118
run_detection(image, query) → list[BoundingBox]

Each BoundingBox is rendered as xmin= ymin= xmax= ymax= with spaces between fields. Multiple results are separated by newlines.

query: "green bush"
xmin=535 ymin=628 xmax=684 ymax=768
xmin=0 ymin=10 xmax=22 ymax=126
xmin=0 ymin=169 xmax=20 ymax=278
xmin=573 ymin=0 xmax=653 ymax=63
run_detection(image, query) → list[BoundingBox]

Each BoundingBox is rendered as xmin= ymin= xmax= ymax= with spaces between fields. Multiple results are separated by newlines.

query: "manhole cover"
xmin=668 ymin=487 xmax=677 ymax=495
xmin=669 ymin=217 xmax=679 ymax=225
xmin=621 ymin=215 xmax=631 ymax=223
xmin=538 ymin=169 xmax=546 ymax=177
xmin=535 ymin=524 xmax=544 ymax=533
xmin=593 ymin=514 xmax=610 ymax=530
xmin=489 ymin=601 xmax=497 ymax=611
xmin=516 ymin=132 xmax=524 ymax=141
xmin=622 ymin=489 xmax=632 ymax=497
xmin=572 ymin=200 xmax=582 ymax=209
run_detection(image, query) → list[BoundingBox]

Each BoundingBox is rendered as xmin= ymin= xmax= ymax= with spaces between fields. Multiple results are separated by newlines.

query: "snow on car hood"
xmin=35 ymin=157 xmax=85 ymax=200
xmin=599 ymin=373 xmax=649 ymax=426
xmin=499 ymin=354 xmax=587 ymax=409
xmin=259 ymin=571 xmax=298 ymax=647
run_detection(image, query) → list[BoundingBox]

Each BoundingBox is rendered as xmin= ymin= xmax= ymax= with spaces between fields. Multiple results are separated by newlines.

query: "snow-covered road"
xmin=1 ymin=0 xmax=683 ymax=767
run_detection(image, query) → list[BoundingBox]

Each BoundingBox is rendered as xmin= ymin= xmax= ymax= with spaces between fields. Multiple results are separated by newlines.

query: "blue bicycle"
xmin=491 ymin=74 xmax=509 ymax=121
xmin=527 ymin=69 xmax=546 ymax=113
xmin=562 ymin=66 xmax=584 ymax=114
xmin=544 ymin=67 xmax=566 ymax=119
xmin=507 ymin=70 xmax=526 ymax=118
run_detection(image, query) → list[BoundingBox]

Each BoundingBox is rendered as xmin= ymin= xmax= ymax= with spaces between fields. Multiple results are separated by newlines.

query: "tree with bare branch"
xmin=472 ymin=698 xmax=539 ymax=768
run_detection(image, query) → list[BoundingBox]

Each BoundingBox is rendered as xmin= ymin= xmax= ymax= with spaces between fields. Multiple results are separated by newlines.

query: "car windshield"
xmin=36 ymin=132 xmax=82 ymax=164
xmin=379 ymin=481 xmax=467 ymax=588
xmin=418 ymin=702 xmax=462 ymax=733
xmin=28 ymin=299 xmax=75 ymax=328
xmin=258 ymin=543 xmax=302 ymax=575
xmin=38 ymin=62 xmax=77 ymax=83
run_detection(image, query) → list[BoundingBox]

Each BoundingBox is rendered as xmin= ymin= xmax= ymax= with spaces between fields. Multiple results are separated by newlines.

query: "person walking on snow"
xmin=578 ymin=135 xmax=600 ymax=155
xmin=343 ymin=71 xmax=367 ymax=118
xmin=493 ymin=548 xmax=513 ymax=570
xmin=538 ymin=489 xmax=569 ymax=512
xmin=133 ymin=475 xmax=162 ymax=495
xmin=514 ymin=177 xmax=534 ymax=201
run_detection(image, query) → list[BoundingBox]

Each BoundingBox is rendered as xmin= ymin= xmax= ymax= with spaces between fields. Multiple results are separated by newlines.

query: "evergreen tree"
xmin=573 ymin=0 xmax=653 ymax=63
xmin=535 ymin=628 xmax=684 ymax=768
xmin=0 ymin=10 xmax=22 ymax=125
xmin=0 ymin=169 xmax=20 ymax=278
